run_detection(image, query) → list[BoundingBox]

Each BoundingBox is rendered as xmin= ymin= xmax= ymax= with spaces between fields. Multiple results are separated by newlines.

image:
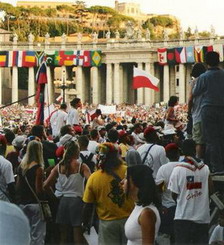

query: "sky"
xmin=2 ymin=0 xmax=224 ymax=35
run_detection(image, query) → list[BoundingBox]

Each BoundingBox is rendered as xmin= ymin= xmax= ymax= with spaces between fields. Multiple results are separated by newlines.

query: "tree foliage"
xmin=150 ymin=16 xmax=173 ymax=27
xmin=87 ymin=5 xmax=116 ymax=15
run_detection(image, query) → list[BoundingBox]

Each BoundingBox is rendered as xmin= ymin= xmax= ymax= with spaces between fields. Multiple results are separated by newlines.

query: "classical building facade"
xmin=17 ymin=1 xmax=75 ymax=9
xmin=0 ymin=32 xmax=223 ymax=106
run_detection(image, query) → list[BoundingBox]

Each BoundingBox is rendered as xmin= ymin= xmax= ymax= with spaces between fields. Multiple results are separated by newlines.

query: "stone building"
xmin=17 ymin=0 xmax=75 ymax=9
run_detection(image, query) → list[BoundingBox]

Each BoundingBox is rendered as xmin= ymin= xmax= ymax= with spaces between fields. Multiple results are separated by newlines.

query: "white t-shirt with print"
xmin=137 ymin=143 xmax=168 ymax=178
xmin=168 ymin=162 xmax=210 ymax=223
xmin=155 ymin=161 xmax=180 ymax=208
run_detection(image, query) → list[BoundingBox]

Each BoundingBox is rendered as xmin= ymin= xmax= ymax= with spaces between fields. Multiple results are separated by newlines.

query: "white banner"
xmin=98 ymin=104 xmax=116 ymax=114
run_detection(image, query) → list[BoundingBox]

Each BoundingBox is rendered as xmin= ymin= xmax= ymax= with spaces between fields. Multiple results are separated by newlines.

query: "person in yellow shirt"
xmin=82 ymin=142 xmax=134 ymax=245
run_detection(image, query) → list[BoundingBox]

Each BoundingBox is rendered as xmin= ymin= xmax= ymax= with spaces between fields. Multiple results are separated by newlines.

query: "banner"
xmin=98 ymin=104 xmax=116 ymax=114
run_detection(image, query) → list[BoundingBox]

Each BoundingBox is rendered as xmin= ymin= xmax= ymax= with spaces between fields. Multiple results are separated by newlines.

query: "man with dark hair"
xmin=193 ymin=51 xmax=224 ymax=174
xmin=50 ymin=103 xmax=67 ymax=138
xmin=67 ymin=97 xmax=82 ymax=127
xmin=131 ymin=123 xmax=144 ymax=146
xmin=87 ymin=129 xmax=99 ymax=154
xmin=168 ymin=139 xmax=212 ymax=245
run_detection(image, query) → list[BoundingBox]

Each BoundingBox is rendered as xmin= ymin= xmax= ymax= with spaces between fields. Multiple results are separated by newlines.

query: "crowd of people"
xmin=0 ymin=51 xmax=224 ymax=245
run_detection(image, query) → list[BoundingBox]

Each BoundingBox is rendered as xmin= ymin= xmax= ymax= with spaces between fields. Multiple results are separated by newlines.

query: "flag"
xmin=23 ymin=51 xmax=36 ymax=67
xmin=73 ymin=50 xmax=85 ymax=66
xmin=54 ymin=51 xmax=76 ymax=66
xmin=0 ymin=51 xmax=8 ymax=67
xmin=175 ymin=47 xmax=186 ymax=63
xmin=56 ymin=95 xmax=63 ymax=103
xmin=194 ymin=46 xmax=204 ymax=62
xmin=157 ymin=48 xmax=167 ymax=65
xmin=91 ymin=50 xmax=102 ymax=66
xmin=45 ymin=51 xmax=55 ymax=66
xmin=35 ymin=61 xmax=48 ymax=125
xmin=83 ymin=50 xmax=91 ymax=67
xmin=213 ymin=44 xmax=223 ymax=62
xmin=133 ymin=67 xmax=159 ymax=91
xmin=186 ymin=46 xmax=195 ymax=63
xmin=8 ymin=51 xmax=23 ymax=67
xmin=203 ymin=46 xmax=213 ymax=60
xmin=167 ymin=48 xmax=176 ymax=65
xmin=35 ymin=51 xmax=45 ymax=66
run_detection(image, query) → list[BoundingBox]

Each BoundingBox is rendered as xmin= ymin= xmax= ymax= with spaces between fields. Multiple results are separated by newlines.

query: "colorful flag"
xmin=73 ymin=50 xmax=85 ymax=66
xmin=23 ymin=51 xmax=36 ymax=67
xmin=167 ymin=48 xmax=176 ymax=65
xmin=83 ymin=50 xmax=91 ymax=67
xmin=133 ymin=67 xmax=159 ymax=91
xmin=35 ymin=61 xmax=48 ymax=125
xmin=213 ymin=44 xmax=223 ymax=62
xmin=0 ymin=51 xmax=8 ymax=67
xmin=45 ymin=51 xmax=55 ymax=66
xmin=54 ymin=51 xmax=76 ymax=66
xmin=175 ymin=47 xmax=186 ymax=63
xmin=56 ymin=95 xmax=63 ymax=103
xmin=157 ymin=48 xmax=167 ymax=65
xmin=91 ymin=50 xmax=102 ymax=66
xmin=186 ymin=46 xmax=195 ymax=63
xmin=194 ymin=46 xmax=204 ymax=62
xmin=35 ymin=51 xmax=45 ymax=66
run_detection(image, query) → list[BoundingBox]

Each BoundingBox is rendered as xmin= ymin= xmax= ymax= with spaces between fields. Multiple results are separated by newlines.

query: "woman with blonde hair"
xmin=16 ymin=140 xmax=46 ymax=245
xmin=44 ymin=141 xmax=91 ymax=245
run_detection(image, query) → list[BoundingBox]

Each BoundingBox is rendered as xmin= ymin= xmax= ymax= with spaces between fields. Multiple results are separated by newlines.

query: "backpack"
xmin=80 ymin=153 xmax=95 ymax=173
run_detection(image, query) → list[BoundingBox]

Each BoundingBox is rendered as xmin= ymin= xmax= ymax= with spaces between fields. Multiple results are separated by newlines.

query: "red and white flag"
xmin=133 ymin=67 xmax=159 ymax=91
xmin=157 ymin=48 xmax=167 ymax=65
xmin=56 ymin=95 xmax=63 ymax=103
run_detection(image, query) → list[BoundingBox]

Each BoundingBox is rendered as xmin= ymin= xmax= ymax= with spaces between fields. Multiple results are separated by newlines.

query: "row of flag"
xmin=157 ymin=44 xmax=224 ymax=65
xmin=0 ymin=50 xmax=102 ymax=68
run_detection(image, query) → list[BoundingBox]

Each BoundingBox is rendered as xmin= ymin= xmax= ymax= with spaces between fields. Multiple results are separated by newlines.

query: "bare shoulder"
xmin=139 ymin=207 xmax=156 ymax=225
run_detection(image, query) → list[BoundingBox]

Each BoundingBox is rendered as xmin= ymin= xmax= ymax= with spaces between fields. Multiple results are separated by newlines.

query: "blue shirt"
xmin=193 ymin=68 xmax=224 ymax=108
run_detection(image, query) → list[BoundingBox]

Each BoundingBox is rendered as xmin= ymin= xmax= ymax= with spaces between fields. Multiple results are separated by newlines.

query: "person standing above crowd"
xmin=193 ymin=51 xmax=224 ymax=174
xmin=188 ymin=63 xmax=206 ymax=159
xmin=124 ymin=165 xmax=161 ymax=245
xmin=131 ymin=123 xmax=145 ymax=147
xmin=164 ymin=96 xmax=179 ymax=127
xmin=91 ymin=109 xmax=104 ymax=129
xmin=50 ymin=103 xmax=68 ymax=139
xmin=67 ymin=98 xmax=82 ymax=132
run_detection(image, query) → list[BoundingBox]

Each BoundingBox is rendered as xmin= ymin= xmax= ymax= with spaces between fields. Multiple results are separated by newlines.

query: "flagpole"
xmin=0 ymin=94 xmax=36 ymax=109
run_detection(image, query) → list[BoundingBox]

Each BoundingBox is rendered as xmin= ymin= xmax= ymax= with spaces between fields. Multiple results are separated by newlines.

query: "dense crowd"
xmin=0 ymin=51 xmax=224 ymax=245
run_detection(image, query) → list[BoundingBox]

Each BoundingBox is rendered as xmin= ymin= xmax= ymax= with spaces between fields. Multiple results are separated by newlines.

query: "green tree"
xmin=150 ymin=16 xmax=173 ymax=27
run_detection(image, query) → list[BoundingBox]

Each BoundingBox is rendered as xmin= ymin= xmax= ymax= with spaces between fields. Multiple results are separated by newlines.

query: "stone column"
xmin=106 ymin=63 xmax=113 ymax=104
xmin=12 ymin=67 xmax=18 ymax=103
xmin=144 ymin=62 xmax=152 ymax=106
xmin=91 ymin=66 xmax=99 ymax=105
xmin=76 ymin=66 xmax=84 ymax=102
xmin=28 ymin=33 xmax=35 ymax=105
xmin=47 ymin=66 xmax=53 ymax=104
xmin=12 ymin=34 xmax=18 ymax=103
xmin=163 ymin=65 xmax=170 ymax=103
xmin=137 ymin=63 xmax=144 ymax=104
xmin=179 ymin=64 xmax=186 ymax=103
xmin=28 ymin=68 xmax=35 ymax=105
xmin=113 ymin=63 xmax=121 ymax=104
xmin=123 ymin=65 xmax=128 ymax=103
xmin=0 ymin=68 xmax=2 ymax=104
xmin=119 ymin=64 xmax=124 ymax=103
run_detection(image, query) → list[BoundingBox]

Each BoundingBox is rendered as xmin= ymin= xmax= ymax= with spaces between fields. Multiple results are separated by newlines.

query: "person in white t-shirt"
xmin=50 ymin=103 xmax=68 ymax=138
xmin=156 ymin=143 xmax=180 ymax=244
xmin=67 ymin=98 xmax=82 ymax=126
xmin=131 ymin=123 xmax=145 ymax=147
xmin=78 ymin=135 xmax=97 ymax=173
xmin=168 ymin=139 xmax=212 ymax=245
xmin=0 ymin=135 xmax=15 ymax=202
xmin=87 ymin=129 xmax=99 ymax=154
xmin=137 ymin=126 xmax=168 ymax=178
xmin=209 ymin=211 xmax=224 ymax=245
